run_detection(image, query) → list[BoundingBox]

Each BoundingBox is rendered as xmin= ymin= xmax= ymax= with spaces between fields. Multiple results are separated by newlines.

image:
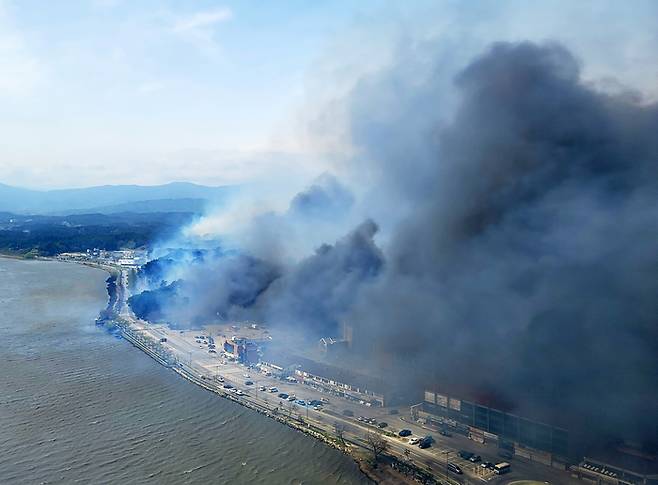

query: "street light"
xmin=442 ymin=450 xmax=453 ymax=480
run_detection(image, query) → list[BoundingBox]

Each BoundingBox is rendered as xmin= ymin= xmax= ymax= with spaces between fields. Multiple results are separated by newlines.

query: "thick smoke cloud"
xmin=131 ymin=177 xmax=382 ymax=337
xmin=259 ymin=219 xmax=383 ymax=336
xmin=131 ymin=41 xmax=657 ymax=449
xmin=348 ymin=42 xmax=658 ymax=447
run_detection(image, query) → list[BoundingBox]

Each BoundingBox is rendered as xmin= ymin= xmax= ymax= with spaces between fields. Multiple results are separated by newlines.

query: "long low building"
xmin=260 ymin=349 xmax=394 ymax=406
xmin=418 ymin=388 xmax=569 ymax=464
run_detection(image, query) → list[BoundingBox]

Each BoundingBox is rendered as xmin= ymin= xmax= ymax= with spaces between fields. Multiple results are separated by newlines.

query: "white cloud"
xmin=172 ymin=7 xmax=232 ymax=34
xmin=169 ymin=7 xmax=232 ymax=56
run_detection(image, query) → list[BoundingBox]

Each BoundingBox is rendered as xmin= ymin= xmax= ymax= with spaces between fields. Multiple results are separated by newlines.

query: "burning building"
xmin=223 ymin=337 xmax=259 ymax=365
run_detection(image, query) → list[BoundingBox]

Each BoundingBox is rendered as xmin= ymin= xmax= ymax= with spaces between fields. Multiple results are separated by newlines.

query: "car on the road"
xmin=320 ymin=397 xmax=330 ymax=403
xmin=309 ymin=400 xmax=322 ymax=406
xmin=295 ymin=400 xmax=306 ymax=406
xmin=458 ymin=450 xmax=474 ymax=460
xmin=244 ymin=380 xmax=253 ymax=385
xmin=409 ymin=437 xmax=421 ymax=445
xmin=259 ymin=386 xmax=267 ymax=391
xmin=377 ymin=422 xmax=388 ymax=428
xmin=243 ymin=373 xmax=250 ymax=378
xmin=469 ymin=455 xmax=481 ymax=463
xmin=208 ymin=349 xmax=217 ymax=353
xmin=223 ymin=384 xmax=233 ymax=389
xmin=235 ymin=390 xmax=245 ymax=396
xmin=447 ymin=462 xmax=463 ymax=474
xmin=269 ymin=387 xmax=278 ymax=393
xmin=439 ymin=429 xmax=452 ymax=437
xmin=287 ymin=395 xmax=296 ymax=401
xmin=481 ymin=461 xmax=495 ymax=470
xmin=398 ymin=429 xmax=412 ymax=437
xmin=313 ymin=405 xmax=322 ymax=411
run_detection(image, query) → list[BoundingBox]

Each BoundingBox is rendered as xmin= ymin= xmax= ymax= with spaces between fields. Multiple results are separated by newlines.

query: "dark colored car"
xmin=223 ymin=384 xmax=233 ymax=389
xmin=481 ymin=461 xmax=495 ymax=470
xmin=458 ymin=450 xmax=474 ymax=460
xmin=399 ymin=429 xmax=412 ymax=437
xmin=278 ymin=393 xmax=289 ymax=399
xmin=439 ymin=429 xmax=452 ymax=437
xmin=377 ymin=422 xmax=388 ymax=428
xmin=244 ymin=380 xmax=253 ymax=385
xmin=448 ymin=462 xmax=463 ymax=474
xmin=418 ymin=436 xmax=434 ymax=449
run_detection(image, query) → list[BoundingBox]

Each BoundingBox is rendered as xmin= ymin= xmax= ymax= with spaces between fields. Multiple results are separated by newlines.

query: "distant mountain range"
xmin=0 ymin=182 xmax=235 ymax=215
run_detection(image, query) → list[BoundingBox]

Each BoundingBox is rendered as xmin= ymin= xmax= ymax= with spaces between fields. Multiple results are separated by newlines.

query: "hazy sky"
xmin=1 ymin=1 xmax=656 ymax=189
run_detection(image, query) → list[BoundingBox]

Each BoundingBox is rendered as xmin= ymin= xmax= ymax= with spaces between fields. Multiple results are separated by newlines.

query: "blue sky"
xmin=1 ymin=1 xmax=656 ymax=188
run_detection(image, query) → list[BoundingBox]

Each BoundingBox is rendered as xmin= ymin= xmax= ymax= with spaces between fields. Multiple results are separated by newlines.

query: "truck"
xmin=494 ymin=462 xmax=511 ymax=474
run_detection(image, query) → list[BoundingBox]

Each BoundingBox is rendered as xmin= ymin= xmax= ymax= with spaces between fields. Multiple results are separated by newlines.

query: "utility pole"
xmin=442 ymin=450 xmax=453 ymax=480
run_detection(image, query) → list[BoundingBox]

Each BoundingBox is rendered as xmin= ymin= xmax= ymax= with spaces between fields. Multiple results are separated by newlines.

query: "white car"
xmin=409 ymin=437 xmax=420 ymax=445
xmin=269 ymin=387 xmax=278 ymax=393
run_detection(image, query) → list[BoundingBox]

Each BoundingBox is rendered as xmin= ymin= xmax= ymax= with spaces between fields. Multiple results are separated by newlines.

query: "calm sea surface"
xmin=0 ymin=258 xmax=369 ymax=485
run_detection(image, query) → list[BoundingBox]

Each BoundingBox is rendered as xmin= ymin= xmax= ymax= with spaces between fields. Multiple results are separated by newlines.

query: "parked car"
xmin=458 ymin=450 xmax=474 ymax=460
xmin=377 ymin=422 xmax=388 ymax=428
xmin=439 ymin=429 xmax=452 ymax=437
xmin=399 ymin=429 xmax=412 ymax=437
xmin=259 ymin=386 xmax=266 ymax=391
xmin=244 ymin=380 xmax=253 ymax=385
xmin=409 ymin=437 xmax=421 ymax=445
xmin=481 ymin=461 xmax=495 ymax=470
xmin=469 ymin=455 xmax=482 ymax=463
xmin=268 ymin=387 xmax=278 ymax=393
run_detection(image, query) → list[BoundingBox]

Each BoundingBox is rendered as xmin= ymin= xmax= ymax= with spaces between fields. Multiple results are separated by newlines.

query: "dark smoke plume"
xmin=348 ymin=41 xmax=658 ymax=448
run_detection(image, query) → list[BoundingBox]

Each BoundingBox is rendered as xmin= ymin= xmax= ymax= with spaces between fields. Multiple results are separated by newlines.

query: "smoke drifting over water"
xmin=134 ymin=42 xmax=657 ymax=447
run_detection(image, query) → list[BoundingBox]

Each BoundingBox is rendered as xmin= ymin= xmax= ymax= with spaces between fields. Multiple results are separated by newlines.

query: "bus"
xmin=494 ymin=462 xmax=511 ymax=475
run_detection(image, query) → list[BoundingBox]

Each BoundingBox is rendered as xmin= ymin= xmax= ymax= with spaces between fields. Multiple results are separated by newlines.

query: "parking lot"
xmin=131 ymin=323 xmax=582 ymax=485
